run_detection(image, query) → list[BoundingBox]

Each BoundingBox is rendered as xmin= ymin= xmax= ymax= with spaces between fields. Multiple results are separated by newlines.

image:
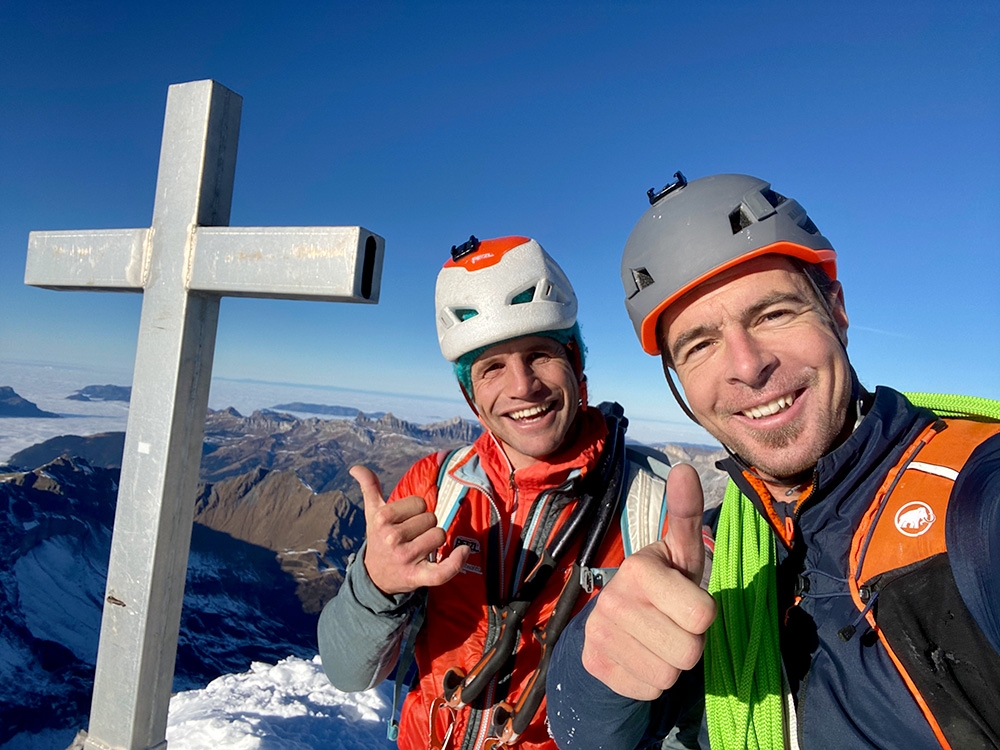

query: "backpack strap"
xmin=844 ymin=398 xmax=1000 ymax=749
xmin=580 ymin=442 xmax=712 ymax=596
xmin=846 ymin=415 xmax=1000 ymax=634
xmin=850 ymin=396 xmax=1000 ymax=593
xmin=436 ymin=429 xmax=676 ymax=583
xmin=434 ymin=445 xmax=475 ymax=531
xmin=386 ymin=600 xmax=426 ymax=741
xmin=619 ymin=446 xmax=669 ymax=557
xmin=850 ymin=393 xmax=1000 ymax=596
xmin=386 ymin=444 xmax=473 ymax=740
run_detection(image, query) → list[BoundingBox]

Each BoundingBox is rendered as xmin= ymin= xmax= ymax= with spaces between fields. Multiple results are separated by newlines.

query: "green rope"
xmin=703 ymin=391 xmax=1000 ymax=749
xmin=705 ymin=481 xmax=784 ymax=750
xmin=902 ymin=392 xmax=1000 ymax=421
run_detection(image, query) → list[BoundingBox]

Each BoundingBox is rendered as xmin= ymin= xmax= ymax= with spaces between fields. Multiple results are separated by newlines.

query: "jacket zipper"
xmin=453 ymin=449 xmax=576 ymax=748
xmin=787 ymin=469 xmax=818 ymax=747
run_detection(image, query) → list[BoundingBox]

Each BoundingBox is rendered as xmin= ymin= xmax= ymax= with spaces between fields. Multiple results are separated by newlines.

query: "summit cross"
xmin=24 ymin=79 xmax=385 ymax=750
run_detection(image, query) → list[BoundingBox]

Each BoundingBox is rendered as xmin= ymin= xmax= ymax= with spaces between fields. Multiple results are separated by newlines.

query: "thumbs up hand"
xmin=351 ymin=465 xmax=471 ymax=596
xmin=581 ymin=463 xmax=717 ymax=700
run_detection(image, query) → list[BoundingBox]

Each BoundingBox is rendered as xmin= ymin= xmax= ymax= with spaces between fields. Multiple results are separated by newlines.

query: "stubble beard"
xmin=717 ymin=389 xmax=850 ymax=482
xmin=725 ymin=419 xmax=816 ymax=479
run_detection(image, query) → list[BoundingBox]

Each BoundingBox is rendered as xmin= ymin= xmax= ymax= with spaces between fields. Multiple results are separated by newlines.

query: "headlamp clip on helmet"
xmin=451 ymin=235 xmax=480 ymax=262
xmin=646 ymin=171 xmax=687 ymax=206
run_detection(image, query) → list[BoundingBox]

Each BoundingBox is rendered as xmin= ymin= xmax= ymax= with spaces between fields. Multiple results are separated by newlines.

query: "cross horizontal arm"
xmin=25 ymin=229 xmax=148 ymax=292
xmin=189 ymin=226 xmax=384 ymax=302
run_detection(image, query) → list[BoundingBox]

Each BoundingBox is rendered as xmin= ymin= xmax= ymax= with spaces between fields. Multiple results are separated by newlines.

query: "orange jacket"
xmin=391 ymin=407 xmax=633 ymax=749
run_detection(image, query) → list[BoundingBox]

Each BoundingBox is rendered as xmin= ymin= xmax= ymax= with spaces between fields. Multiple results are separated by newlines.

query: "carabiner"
xmin=488 ymin=701 xmax=521 ymax=746
xmin=428 ymin=695 xmax=457 ymax=750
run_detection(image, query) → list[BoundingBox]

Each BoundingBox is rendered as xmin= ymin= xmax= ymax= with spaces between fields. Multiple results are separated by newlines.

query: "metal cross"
xmin=24 ymin=79 xmax=385 ymax=750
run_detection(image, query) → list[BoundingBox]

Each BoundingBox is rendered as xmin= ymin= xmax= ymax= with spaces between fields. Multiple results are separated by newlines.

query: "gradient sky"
xmin=2 ymin=1 xmax=998 ymax=444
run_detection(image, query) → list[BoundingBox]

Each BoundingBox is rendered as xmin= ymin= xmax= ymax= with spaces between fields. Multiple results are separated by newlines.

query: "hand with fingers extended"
xmin=351 ymin=464 xmax=471 ymax=597
xmin=581 ymin=462 xmax=717 ymax=700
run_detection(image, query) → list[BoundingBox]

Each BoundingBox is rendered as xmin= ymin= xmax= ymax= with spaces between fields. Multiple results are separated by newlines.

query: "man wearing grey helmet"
xmin=318 ymin=235 xmax=706 ymax=749
xmin=547 ymin=173 xmax=1000 ymax=749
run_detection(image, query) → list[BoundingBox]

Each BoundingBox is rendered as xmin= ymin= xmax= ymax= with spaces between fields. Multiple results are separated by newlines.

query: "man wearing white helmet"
xmin=546 ymin=173 xmax=1000 ymax=749
xmin=318 ymin=236 xmax=705 ymax=749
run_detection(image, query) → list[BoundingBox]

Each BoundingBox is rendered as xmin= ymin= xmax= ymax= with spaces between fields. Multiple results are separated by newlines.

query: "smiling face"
xmin=659 ymin=255 xmax=852 ymax=486
xmin=470 ymin=335 xmax=581 ymax=471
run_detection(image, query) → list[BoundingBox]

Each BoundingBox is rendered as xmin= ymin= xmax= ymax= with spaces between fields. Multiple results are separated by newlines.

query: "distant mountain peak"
xmin=269 ymin=402 xmax=383 ymax=418
xmin=66 ymin=384 xmax=131 ymax=403
xmin=0 ymin=386 xmax=61 ymax=418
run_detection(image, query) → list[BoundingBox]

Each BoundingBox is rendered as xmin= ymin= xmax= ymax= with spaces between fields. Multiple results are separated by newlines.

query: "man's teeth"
xmin=742 ymin=394 xmax=794 ymax=419
xmin=509 ymin=405 xmax=550 ymax=420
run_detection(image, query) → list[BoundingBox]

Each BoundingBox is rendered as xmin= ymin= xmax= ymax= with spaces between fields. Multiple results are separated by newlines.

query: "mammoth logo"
xmin=894 ymin=501 xmax=936 ymax=537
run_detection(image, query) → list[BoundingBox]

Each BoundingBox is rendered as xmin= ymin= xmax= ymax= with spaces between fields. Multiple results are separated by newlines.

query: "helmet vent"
xmin=455 ymin=308 xmax=479 ymax=321
xmin=511 ymin=287 xmax=536 ymax=305
xmin=800 ymin=215 xmax=820 ymax=235
xmin=761 ymin=189 xmax=787 ymax=209
xmin=729 ymin=206 xmax=754 ymax=234
xmin=631 ymin=267 xmax=655 ymax=295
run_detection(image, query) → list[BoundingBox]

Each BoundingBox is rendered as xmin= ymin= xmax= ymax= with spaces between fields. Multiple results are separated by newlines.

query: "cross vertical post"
xmin=24 ymin=80 xmax=385 ymax=750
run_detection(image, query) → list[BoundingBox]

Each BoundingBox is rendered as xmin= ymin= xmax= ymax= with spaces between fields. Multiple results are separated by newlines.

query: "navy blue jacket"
xmin=546 ymin=387 xmax=1000 ymax=749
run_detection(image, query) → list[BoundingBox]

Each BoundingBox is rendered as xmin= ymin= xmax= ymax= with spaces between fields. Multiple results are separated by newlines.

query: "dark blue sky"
xmin=2 ymin=1 xmax=997 ymax=442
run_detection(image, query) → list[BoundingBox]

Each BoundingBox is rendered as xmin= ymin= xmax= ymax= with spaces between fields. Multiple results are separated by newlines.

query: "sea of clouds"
xmin=0 ymin=360 xmax=474 ymax=464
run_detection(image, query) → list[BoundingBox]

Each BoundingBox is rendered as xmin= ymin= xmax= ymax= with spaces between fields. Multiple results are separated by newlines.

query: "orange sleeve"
xmin=387 ymin=450 xmax=447 ymax=510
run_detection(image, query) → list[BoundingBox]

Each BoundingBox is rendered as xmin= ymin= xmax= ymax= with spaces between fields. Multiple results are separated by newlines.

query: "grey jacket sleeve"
xmin=317 ymin=541 xmax=421 ymax=692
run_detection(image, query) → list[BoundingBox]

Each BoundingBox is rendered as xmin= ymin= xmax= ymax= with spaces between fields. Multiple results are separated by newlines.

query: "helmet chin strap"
xmin=662 ymin=357 xmax=700 ymax=424
xmin=459 ymin=382 xmax=480 ymax=418
xmin=801 ymin=267 xmax=849 ymax=350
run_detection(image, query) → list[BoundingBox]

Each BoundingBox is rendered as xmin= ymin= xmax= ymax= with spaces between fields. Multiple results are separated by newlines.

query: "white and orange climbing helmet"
xmin=435 ymin=235 xmax=579 ymax=363
xmin=620 ymin=172 xmax=838 ymax=356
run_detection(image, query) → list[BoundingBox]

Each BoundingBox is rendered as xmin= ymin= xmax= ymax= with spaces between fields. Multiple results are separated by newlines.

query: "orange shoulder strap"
xmin=851 ymin=418 xmax=1000 ymax=585
xmin=846 ymin=417 xmax=1000 ymax=750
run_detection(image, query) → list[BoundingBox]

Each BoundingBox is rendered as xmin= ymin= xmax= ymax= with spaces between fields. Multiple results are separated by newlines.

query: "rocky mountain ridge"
xmin=653 ymin=442 xmax=728 ymax=509
xmin=270 ymin=401 xmax=385 ymax=418
xmin=66 ymin=385 xmax=132 ymax=402
xmin=0 ymin=456 xmax=316 ymax=746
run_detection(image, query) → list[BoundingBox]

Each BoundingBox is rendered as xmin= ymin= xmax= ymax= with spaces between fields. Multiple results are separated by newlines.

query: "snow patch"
xmin=165 ymin=655 xmax=397 ymax=750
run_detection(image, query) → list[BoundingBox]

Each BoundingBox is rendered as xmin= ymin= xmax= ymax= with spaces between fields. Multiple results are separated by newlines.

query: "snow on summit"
xmin=11 ymin=656 xmax=399 ymax=750
xmin=165 ymin=656 xmax=397 ymax=750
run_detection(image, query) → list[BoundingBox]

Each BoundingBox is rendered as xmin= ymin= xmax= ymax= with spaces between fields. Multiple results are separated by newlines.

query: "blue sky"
xmin=1 ymin=1 xmax=997 ymax=444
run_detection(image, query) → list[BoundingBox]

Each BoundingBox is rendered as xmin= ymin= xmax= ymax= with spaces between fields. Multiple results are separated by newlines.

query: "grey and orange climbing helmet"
xmin=620 ymin=172 xmax=838 ymax=356
xmin=435 ymin=235 xmax=584 ymax=397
